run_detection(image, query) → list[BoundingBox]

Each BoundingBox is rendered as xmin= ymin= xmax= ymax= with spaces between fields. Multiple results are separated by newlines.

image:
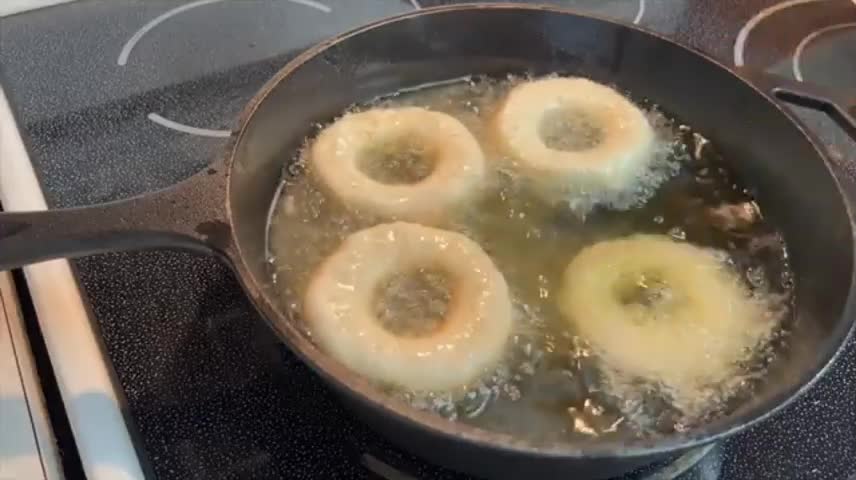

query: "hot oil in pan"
xmin=265 ymin=76 xmax=794 ymax=443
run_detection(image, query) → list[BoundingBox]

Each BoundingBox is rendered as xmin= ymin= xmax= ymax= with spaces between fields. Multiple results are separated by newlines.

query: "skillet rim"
xmin=224 ymin=2 xmax=856 ymax=460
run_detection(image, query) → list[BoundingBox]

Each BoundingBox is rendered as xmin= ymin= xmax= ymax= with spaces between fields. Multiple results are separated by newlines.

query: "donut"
xmin=494 ymin=77 xmax=657 ymax=208
xmin=310 ymin=107 xmax=485 ymax=222
xmin=303 ymin=222 xmax=513 ymax=391
xmin=557 ymin=235 xmax=774 ymax=398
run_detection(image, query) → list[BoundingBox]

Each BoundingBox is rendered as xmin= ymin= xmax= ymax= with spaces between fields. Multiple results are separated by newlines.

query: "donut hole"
xmin=357 ymin=134 xmax=438 ymax=185
xmin=373 ymin=267 xmax=453 ymax=337
xmin=538 ymin=106 xmax=604 ymax=152
xmin=613 ymin=271 xmax=676 ymax=311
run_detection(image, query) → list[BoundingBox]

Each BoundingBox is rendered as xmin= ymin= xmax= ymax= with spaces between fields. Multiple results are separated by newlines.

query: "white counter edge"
xmin=0 ymin=269 xmax=62 ymax=480
xmin=0 ymin=86 xmax=145 ymax=480
xmin=0 ymin=1 xmax=78 ymax=18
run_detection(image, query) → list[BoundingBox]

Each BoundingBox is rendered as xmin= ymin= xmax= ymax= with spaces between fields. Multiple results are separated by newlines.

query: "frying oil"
xmin=266 ymin=76 xmax=793 ymax=444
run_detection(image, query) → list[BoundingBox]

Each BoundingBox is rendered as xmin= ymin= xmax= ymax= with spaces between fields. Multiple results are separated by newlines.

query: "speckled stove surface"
xmin=1 ymin=1 xmax=855 ymax=479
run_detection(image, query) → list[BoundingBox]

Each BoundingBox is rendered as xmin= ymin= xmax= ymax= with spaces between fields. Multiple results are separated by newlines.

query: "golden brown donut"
xmin=494 ymin=78 xmax=657 ymax=209
xmin=311 ymin=107 xmax=485 ymax=222
xmin=304 ymin=222 xmax=513 ymax=391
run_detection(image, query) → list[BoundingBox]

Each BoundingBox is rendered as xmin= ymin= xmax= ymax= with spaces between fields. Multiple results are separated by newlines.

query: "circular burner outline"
xmin=634 ymin=0 xmax=645 ymax=25
xmin=118 ymin=0 xmax=334 ymax=138
xmin=147 ymin=112 xmax=232 ymax=138
xmin=398 ymin=1 xmax=645 ymax=24
xmin=732 ymin=0 xmax=856 ymax=67
xmin=792 ymin=22 xmax=856 ymax=81
xmin=119 ymin=0 xmax=645 ymax=138
xmin=118 ymin=0 xmax=332 ymax=66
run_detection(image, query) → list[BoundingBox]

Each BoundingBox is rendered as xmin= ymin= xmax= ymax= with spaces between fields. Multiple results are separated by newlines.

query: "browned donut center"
xmin=613 ymin=270 xmax=675 ymax=311
xmin=373 ymin=267 xmax=453 ymax=337
xmin=358 ymin=134 xmax=438 ymax=184
xmin=538 ymin=106 xmax=604 ymax=152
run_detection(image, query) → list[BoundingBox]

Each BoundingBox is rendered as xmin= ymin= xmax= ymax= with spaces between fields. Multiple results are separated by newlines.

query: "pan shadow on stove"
xmin=74 ymin=250 xmax=465 ymax=479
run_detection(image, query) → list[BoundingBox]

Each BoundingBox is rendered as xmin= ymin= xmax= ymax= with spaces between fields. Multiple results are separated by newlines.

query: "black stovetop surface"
xmin=2 ymin=1 xmax=856 ymax=479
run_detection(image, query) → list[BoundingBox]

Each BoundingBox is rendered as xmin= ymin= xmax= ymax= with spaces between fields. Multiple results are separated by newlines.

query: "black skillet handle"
xmin=736 ymin=67 xmax=856 ymax=141
xmin=0 ymin=163 xmax=231 ymax=271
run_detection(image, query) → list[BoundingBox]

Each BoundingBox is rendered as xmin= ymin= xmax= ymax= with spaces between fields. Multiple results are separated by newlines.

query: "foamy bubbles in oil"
xmin=266 ymin=76 xmax=793 ymax=443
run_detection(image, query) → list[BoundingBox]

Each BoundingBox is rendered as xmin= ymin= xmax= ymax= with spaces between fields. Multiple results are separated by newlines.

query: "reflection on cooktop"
xmin=792 ymin=24 xmax=856 ymax=89
xmin=731 ymin=0 xmax=856 ymax=86
xmin=416 ymin=0 xmax=646 ymax=24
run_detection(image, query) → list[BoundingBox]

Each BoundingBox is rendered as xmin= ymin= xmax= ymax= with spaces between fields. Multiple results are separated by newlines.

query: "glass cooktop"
xmin=1 ymin=1 xmax=855 ymax=479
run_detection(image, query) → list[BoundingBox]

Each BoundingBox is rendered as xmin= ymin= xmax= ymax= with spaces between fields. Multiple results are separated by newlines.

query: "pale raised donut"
xmin=310 ymin=107 xmax=485 ymax=222
xmin=304 ymin=222 xmax=513 ymax=391
xmin=494 ymin=78 xmax=656 ymax=204
xmin=557 ymin=235 xmax=774 ymax=397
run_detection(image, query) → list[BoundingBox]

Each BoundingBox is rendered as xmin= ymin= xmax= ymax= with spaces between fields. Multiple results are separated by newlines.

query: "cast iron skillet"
xmin=2 ymin=5 xmax=856 ymax=479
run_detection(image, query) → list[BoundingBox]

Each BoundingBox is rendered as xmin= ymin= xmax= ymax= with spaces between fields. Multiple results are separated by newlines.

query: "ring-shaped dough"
xmin=304 ymin=222 xmax=513 ymax=391
xmin=311 ymin=107 xmax=485 ymax=222
xmin=557 ymin=235 xmax=773 ymax=391
xmin=494 ymin=78 xmax=656 ymax=202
